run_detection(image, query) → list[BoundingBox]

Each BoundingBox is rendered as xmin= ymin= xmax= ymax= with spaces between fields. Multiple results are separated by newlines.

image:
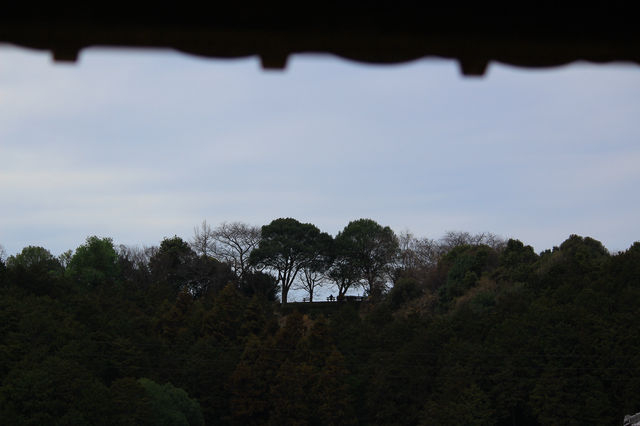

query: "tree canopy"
xmin=67 ymin=236 xmax=120 ymax=287
xmin=335 ymin=218 xmax=399 ymax=298
xmin=1 ymin=224 xmax=639 ymax=425
xmin=249 ymin=218 xmax=330 ymax=304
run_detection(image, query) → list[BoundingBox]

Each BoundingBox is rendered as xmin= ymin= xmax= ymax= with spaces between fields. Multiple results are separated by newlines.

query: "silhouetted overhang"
xmin=1 ymin=5 xmax=639 ymax=75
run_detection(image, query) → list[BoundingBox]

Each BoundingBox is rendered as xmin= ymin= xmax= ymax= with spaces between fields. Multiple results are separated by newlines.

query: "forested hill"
xmin=1 ymin=224 xmax=639 ymax=424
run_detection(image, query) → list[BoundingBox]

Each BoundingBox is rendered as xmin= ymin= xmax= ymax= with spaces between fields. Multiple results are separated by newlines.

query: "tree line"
xmin=189 ymin=218 xmax=505 ymax=304
xmin=0 ymin=217 xmax=506 ymax=306
xmin=1 ymin=222 xmax=639 ymax=424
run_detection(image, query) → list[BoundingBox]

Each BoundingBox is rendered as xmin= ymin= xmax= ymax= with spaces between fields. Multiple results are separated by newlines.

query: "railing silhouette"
xmin=300 ymin=295 xmax=365 ymax=303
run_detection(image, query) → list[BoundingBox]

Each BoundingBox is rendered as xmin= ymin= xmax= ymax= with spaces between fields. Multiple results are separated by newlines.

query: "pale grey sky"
xmin=1 ymin=44 xmax=640 ymax=257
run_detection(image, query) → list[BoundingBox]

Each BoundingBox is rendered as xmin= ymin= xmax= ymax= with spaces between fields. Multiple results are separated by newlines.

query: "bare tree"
xmin=0 ymin=244 xmax=6 ymax=263
xmin=414 ymin=237 xmax=443 ymax=265
xmin=293 ymin=233 xmax=333 ymax=302
xmin=117 ymin=244 xmax=154 ymax=270
xmin=394 ymin=230 xmax=506 ymax=281
xmin=393 ymin=231 xmax=442 ymax=282
xmin=397 ymin=231 xmax=440 ymax=271
xmin=294 ymin=267 xmax=328 ymax=302
xmin=212 ymin=222 xmax=261 ymax=279
xmin=116 ymin=244 xmax=155 ymax=285
xmin=439 ymin=231 xmax=506 ymax=252
xmin=191 ymin=220 xmax=216 ymax=257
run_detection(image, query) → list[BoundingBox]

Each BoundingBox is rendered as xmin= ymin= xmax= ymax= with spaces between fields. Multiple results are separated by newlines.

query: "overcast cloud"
xmin=1 ymin=45 xmax=639 ymax=256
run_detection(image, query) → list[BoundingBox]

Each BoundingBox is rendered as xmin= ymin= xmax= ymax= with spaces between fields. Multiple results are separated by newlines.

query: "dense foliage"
xmin=1 ymin=226 xmax=639 ymax=425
